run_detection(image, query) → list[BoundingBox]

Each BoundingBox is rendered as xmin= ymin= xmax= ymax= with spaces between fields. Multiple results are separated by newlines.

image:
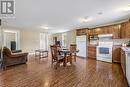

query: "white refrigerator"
xmin=76 ymin=35 xmax=86 ymax=58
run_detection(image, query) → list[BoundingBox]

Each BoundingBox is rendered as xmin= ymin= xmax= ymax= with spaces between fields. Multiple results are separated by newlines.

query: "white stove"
xmin=96 ymin=41 xmax=113 ymax=63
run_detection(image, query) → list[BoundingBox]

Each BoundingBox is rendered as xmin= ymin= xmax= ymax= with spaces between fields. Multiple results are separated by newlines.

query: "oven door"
xmin=97 ymin=46 xmax=112 ymax=58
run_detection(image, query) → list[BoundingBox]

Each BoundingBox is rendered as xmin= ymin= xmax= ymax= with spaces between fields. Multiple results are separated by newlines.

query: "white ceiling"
xmin=2 ymin=0 xmax=130 ymax=33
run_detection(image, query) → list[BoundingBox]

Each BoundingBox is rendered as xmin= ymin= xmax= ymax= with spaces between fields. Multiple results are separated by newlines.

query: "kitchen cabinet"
xmin=89 ymin=24 xmax=121 ymax=39
xmin=121 ymin=48 xmax=130 ymax=86
xmin=87 ymin=46 xmax=96 ymax=59
xmin=126 ymin=52 xmax=130 ymax=86
xmin=93 ymin=27 xmax=110 ymax=34
xmin=93 ymin=28 xmax=103 ymax=34
xmin=88 ymin=29 xmax=96 ymax=35
xmin=76 ymin=29 xmax=87 ymax=36
xmin=121 ymin=22 xmax=130 ymax=38
xmin=101 ymin=27 xmax=109 ymax=34
xmin=101 ymin=25 xmax=120 ymax=38
xmin=112 ymin=25 xmax=121 ymax=39
xmin=112 ymin=46 xmax=121 ymax=63
xmin=121 ymin=49 xmax=126 ymax=76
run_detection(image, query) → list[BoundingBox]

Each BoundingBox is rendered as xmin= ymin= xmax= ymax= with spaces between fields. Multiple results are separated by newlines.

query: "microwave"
xmin=89 ymin=35 xmax=98 ymax=40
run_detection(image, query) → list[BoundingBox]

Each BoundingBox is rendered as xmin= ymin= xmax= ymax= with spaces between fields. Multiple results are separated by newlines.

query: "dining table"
xmin=59 ymin=48 xmax=79 ymax=67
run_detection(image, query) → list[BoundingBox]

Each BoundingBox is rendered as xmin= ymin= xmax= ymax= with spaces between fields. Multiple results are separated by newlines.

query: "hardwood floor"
xmin=0 ymin=54 xmax=128 ymax=87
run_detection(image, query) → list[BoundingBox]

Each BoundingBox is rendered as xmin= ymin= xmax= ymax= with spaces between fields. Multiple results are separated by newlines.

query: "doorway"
xmin=3 ymin=30 xmax=20 ymax=50
xmin=40 ymin=33 xmax=51 ymax=50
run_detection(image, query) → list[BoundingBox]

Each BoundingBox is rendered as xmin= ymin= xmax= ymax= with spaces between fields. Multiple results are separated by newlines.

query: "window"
xmin=3 ymin=30 xmax=20 ymax=50
xmin=62 ymin=33 xmax=67 ymax=47
xmin=40 ymin=33 xmax=50 ymax=50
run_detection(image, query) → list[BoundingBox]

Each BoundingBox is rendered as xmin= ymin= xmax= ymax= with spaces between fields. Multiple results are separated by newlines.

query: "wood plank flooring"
xmin=0 ymin=54 xmax=128 ymax=87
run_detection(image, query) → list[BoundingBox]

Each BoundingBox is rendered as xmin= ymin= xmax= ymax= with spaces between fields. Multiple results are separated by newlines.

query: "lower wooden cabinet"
xmin=87 ymin=46 xmax=96 ymax=59
xmin=112 ymin=46 xmax=121 ymax=63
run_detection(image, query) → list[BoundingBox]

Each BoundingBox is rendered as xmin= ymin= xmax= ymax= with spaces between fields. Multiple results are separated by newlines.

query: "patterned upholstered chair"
xmin=70 ymin=44 xmax=77 ymax=62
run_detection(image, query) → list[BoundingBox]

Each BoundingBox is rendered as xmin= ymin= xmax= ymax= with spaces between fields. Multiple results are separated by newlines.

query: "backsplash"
xmin=113 ymin=39 xmax=130 ymax=45
xmin=90 ymin=39 xmax=130 ymax=46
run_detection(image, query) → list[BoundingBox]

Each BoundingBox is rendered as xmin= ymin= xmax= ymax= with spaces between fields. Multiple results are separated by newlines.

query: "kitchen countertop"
xmin=121 ymin=47 xmax=130 ymax=54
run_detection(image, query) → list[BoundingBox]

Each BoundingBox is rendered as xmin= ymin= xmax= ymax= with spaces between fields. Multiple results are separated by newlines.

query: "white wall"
xmin=51 ymin=30 xmax=76 ymax=47
xmin=66 ymin=30 xmax=76 ymax=48
xmin=2 ymin=26 xmax=76 ymax=52
xmin=52 ymin=33 xmax=62 ymax=41
xmin=20 ymin=30 xmax=40 ymax=52
xmin=2 ymin=27 xmax=47 ymax=53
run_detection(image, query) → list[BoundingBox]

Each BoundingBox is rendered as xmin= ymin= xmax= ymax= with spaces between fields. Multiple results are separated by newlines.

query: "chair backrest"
xmin=3 ymin=47 xmax=11 ymax=56
xmin=70 ymin=44 xmax=77 ymax=53
xmin=50 ymin=45 xmax=58 ymax=60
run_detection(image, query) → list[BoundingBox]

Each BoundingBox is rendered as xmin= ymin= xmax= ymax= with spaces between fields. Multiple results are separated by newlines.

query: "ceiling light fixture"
xmin=98 ymin=12 xmax=103 ymax=15
xmin=80 ymin=17 xmax=92 ymax=22
xmin=123 ymin=7 xmax=130 ymax=11
xmin=40 ymin=26 xmax=49 ymax=29
xmin=122 ymin=4 xmax=130 ymax=11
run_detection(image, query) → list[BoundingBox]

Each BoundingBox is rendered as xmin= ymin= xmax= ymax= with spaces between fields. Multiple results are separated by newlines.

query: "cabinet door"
xmin=112 ymin=25 xmax=121 ymax=39
xmin=112 ymin=47 xmax=121 ymax=63
xmin=121 ymin=22 xmax=130 ymax=38
xmin=125 ymin=22 xmax=130 ymax=38
xmin=89 ymin=29 xmax=95 ymax=35
xmin=88 ymin=47 xmax=96 ymax=59
xmin=121 ymin=49 xmax=126 ymax=76
xmin=94 ymin=28 xmax=104 ymax=34
xmin=103 ymin=28 xmax=109 ymax=34
xmin=121 ymin=23 xmax=126 ymax=38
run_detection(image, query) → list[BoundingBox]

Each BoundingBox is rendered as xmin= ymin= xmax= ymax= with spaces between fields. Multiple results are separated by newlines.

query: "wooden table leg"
xmin=70 ymin=53 xmax=72 ymax=64
xmin=63 ymin=53 xmax=66 ymax=67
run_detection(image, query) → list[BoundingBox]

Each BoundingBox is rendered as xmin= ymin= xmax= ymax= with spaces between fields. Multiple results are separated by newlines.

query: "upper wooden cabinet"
xmin=77 ymin=21 xmax=129 ymax=39
xmin=88 ymin=29 xmax=96 ymax=35
xmin=89 ymin=24 xmax=121 ymax=39
xmin=121 ymin=22 xmax=130 ymax=38
xmin=110 ymin=25 xmax=121 ymax=39
xmin=76 ymin=29 xmax=87 ymax=36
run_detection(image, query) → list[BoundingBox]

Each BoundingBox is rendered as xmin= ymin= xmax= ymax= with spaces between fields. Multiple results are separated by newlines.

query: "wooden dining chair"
xmin=70 ymin=44 xmax=77 ymax=62
xmin=50 ymin=45 xmax=64 ymax=69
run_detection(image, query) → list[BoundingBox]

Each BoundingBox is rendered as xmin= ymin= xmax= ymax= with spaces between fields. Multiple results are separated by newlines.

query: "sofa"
xmin=2 ymin=47 xmax=28 ymax=69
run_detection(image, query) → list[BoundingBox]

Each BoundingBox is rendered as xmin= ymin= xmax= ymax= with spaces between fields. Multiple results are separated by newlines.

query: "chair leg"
xmin=2 ymin=66 xmax=6 ymax=71
xmin=70 ymin=58 xmax=72 ymax=64
xmin=51 ymin=59 xmax=53 ymax=68
xmin=55 ymin=62 xmax=59 ymax=69
xmin=74 ymin=54 xmax=76 ymax=62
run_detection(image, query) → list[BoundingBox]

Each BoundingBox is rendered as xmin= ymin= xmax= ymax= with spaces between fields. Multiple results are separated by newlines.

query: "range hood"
xmin=98 ymin=34 xmax=113 ymax=40
xmin=98 ymin=34 xmax=113 ymax=38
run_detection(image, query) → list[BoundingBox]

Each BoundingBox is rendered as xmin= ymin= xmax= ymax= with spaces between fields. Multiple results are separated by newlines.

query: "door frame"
xmin=3 ymin=29 xmax=20 ymax=50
